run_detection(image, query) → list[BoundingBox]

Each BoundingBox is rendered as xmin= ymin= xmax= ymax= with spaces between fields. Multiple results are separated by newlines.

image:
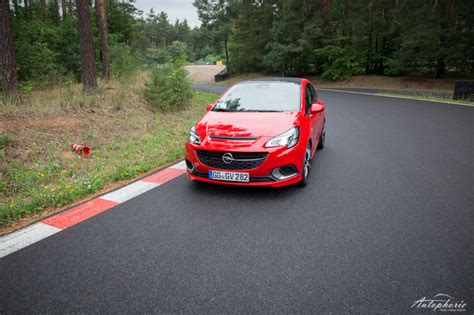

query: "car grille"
xmin=195 ymin=150 xmax=268 ymax=170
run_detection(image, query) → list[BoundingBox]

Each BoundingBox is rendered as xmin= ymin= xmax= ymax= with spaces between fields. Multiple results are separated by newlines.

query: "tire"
xmin=298 ymin=143 xmax=312 ymax=187
xmin=317 ymin=124 xmax=326 ymax=150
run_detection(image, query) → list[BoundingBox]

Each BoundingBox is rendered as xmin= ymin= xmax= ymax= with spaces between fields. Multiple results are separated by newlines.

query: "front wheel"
xmin=298 ymin=143 xmax=312 ymax=187
xmin=317 ymin=124 xmax=326 ymax=150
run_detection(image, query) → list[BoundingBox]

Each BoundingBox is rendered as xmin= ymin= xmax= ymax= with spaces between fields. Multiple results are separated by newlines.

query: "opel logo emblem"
xmin=222 ymin=153 xmax=234 ymax=164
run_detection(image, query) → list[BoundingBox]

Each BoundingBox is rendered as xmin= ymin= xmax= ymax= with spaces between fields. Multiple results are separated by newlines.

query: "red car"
xmin=185 ymin=78 xmax=326 ymax=187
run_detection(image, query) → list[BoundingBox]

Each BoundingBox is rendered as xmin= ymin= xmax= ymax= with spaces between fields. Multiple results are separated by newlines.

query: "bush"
xmin=314 ymin=44 xmax=363 ymax=80
xmin=144 ymin=59 xmax=192 ymax=111
xmin=13 ymin=19 xmax=63 ymax=83
xmin=109 ymin=38 xmax=138 ymax=79
xmin=144 ymin=41 xmax=190 ymax=65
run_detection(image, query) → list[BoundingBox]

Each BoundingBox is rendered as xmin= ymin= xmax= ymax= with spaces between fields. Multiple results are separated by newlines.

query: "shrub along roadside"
xmin=144 ymin=59 xmax=192 ymax=112
xmin=0 ymin=85 xmax=216 ymax=228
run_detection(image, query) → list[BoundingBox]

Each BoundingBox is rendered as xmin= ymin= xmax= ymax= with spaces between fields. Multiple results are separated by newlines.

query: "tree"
xmin=0 ymin=0 xmax=18 ymax=99
xmin=264 ymin=0 xmax=324 ymax=75
xmin=193 ymin=0 xmax=233 ymax=71
xmin=229 ymin=0 xmax=275 ymax=73
xmin=76 ymin=0 xmax=97 ymax=92
xmin=12 ymin=0 xmax=19 ymax=14
xmin=156 ymin=11 xmax=172 ymax=47
xmin=40 ymin=0 xmax=47 ymax=17
xmin=69 ymin=0 xmax=74 ymax=16
xmin=95 ymin=0 xmax=110 ymax=79
xmin=61 ymin=0 xmax=67 ymax=19
xmin=54 ymin=0 xmax=61 ymax=25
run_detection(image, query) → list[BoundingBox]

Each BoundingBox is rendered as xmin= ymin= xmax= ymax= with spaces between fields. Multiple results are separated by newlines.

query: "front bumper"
xmin=184 ymin=140 xmax=305 ymax=187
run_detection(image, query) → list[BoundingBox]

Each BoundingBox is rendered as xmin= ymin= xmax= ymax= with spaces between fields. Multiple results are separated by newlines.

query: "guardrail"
xmin=214 ymin=67 xmax=228 ymax=82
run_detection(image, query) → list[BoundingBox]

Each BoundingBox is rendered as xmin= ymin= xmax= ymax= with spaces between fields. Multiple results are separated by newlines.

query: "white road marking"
xmin=169 ymin=160 xmax=186 ymax=170
xmin=101 ymin=181 xmax=159 ymax=203
xmin=0 ymin=223 xmax=61 ymax=258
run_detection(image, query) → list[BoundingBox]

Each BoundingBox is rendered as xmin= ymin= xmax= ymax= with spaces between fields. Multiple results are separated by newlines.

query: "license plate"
xmin=208 ymin=170 xmax=249 ymax=182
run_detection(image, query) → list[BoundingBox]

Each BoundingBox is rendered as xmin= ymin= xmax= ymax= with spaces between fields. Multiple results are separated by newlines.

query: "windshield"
xmin=213 ymin=82 xmax=301 ymax=112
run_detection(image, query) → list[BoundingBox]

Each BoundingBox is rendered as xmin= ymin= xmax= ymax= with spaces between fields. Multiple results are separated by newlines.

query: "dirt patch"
xmin=61 ymin=151 xmax=76 ymax=160
xmin=1 ymin=114 xmax=83 ymax=133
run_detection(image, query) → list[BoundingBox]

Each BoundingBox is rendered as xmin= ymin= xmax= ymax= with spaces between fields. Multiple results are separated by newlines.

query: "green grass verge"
xmin=0 ymin=91 xmax=218 ymax=227
xmin=377 ymin=93 xmax=474 ymax=106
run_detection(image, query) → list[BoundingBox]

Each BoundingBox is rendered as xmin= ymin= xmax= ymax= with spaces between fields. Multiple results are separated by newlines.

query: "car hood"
xmin=196 ymin=111 xmax=299 ymax=138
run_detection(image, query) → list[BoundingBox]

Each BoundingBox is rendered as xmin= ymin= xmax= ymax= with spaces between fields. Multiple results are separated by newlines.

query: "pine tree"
xmin=54 ymin=0 xmax=61 ymax=25
xmin=0 ymin=0 xmax=18 ymax=100
xmin=40 ymin=0 xmax=47 ymax=17
xmin=229 ymin=0 xmax=275 ymax=73
xmin=76 ymin=0 xmax=97 ymax=93
xmin=96 ymin=0 xmax=110 ymax=79
xmin=69 ymin=0 xmax=74 ymax=16
xmin=61 ymin=0 xmax=67 ymax=18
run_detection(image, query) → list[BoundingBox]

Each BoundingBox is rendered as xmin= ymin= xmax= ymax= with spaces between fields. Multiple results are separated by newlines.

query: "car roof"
xmin=239 ymin=77 xmax=305 ymax=85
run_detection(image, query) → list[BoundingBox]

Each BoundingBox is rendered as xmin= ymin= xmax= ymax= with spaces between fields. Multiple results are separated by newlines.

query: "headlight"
xmin=265 ymin=126 xmax=299 ymax=148
xmin=188 ymin=126 xmax=201 ymax=144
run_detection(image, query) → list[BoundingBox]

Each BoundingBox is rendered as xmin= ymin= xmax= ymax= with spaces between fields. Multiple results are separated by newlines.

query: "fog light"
xmin=272 ymin=165 xmax=298 ymax=180
xmin=185 ymin=160 xmax=196 ymax=174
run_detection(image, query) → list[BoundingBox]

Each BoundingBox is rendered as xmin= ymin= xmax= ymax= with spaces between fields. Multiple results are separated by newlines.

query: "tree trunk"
xmin=69 ymin=0 xmax=74 ymax=16
xmin=40 ymin=0 xmax=47 ymax=17
xmin=76 ymin=0 xmax=97 ymax=93
xmin=322 ymin=0 xmax=332 ymax=26
xmin=436 ymin=60 xmax=445 ymax=79
xmin=224 ymin=35 xmax=229 ymax=73
xmin=54 ymin=0 xmax=60 ymax=25
xmin=95 ymin=0 xmax=110 ymax=79
xmin=366 ymin=32 xmax=372 ymax=74
xmin=0 ymin=0 xmax=18 ymax=100
xmin=61 ymin=0 xmax=66 ymax=18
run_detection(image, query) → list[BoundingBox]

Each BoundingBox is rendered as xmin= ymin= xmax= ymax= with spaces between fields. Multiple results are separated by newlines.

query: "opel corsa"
xmin=185 ymin=78 xmax=326 ymax=187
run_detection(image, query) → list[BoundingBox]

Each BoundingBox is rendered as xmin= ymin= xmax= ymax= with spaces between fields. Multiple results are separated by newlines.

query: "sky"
xmin=131 ymin=0 xmax=201 ymax=27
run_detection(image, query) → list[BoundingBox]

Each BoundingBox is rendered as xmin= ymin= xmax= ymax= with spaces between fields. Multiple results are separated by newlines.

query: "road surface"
xmin=185 ymin=65 xmax=226 ymax=83
xmin=0 ymin=85 xmax=473 ymax=313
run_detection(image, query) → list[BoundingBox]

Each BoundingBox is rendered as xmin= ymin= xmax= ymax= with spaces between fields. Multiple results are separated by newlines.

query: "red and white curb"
xmin=0 ymin=161 xmax=186 ymax=258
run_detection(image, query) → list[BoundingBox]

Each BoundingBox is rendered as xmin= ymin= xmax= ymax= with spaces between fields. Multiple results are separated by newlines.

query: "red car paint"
xmin=185 ymin=78 xmax=326 ymax=187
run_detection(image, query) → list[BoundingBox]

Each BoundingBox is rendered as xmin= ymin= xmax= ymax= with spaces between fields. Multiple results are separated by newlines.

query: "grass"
xmin=0 ymin=71 xmax=218 ymax=228
xmin=377 ymin=93 xmax=474 ymax=105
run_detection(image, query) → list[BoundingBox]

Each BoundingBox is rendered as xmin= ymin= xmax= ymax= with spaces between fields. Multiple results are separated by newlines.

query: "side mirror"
xmin=316 ymin=99 xmax=324 ymax=106
xmin=206 ymin=104 xmax=214 ymax=111
xmin=311 ymin=103 xmax=325 ymax=114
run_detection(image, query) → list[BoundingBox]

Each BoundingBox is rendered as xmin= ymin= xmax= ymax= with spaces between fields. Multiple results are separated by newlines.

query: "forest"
xmin=0 ymin=0 xmax=473 ymax=99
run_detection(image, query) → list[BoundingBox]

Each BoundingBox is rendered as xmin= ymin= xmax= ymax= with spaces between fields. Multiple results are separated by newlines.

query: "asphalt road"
xmin=1 ymin=85 xmax=473 ymax=313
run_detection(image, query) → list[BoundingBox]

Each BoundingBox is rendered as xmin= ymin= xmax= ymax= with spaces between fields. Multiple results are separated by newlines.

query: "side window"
xmin=311 ymin=84 xmax=317 ymax=102
xmin=305 ymin=85 xmax=313 ymax=115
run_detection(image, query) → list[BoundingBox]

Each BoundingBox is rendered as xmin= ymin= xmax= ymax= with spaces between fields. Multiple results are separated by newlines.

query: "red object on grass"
xmin=71 ymin=143 xmax=91 ymax=158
